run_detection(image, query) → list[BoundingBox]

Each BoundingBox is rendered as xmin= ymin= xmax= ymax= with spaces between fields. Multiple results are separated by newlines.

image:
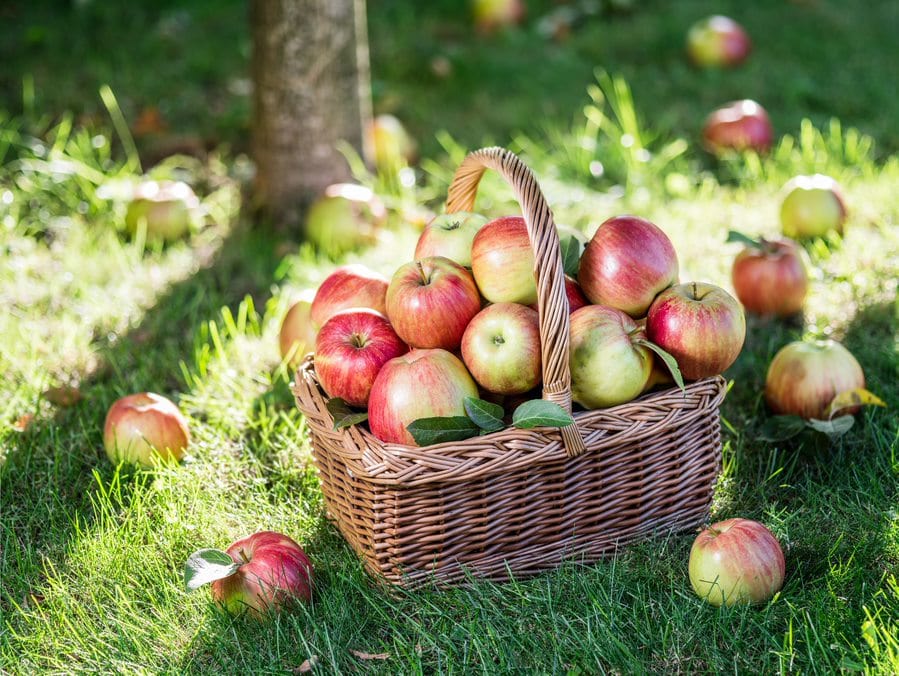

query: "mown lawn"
xmin=1 ymin=1 xmax=897 ymax=673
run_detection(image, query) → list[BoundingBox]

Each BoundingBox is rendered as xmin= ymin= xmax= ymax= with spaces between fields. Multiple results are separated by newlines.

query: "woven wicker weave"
xmin=292 ymin=147 xmax=727 ymax=587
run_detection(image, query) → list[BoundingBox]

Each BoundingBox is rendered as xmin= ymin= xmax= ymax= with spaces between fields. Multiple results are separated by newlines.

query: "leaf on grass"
xmin=511 ymin=399 xmax=574 ymax=429
xmin=406 ymin=416 xmax=481 ymax=446
xmin=825 ymin=388 xmax=887 ymax=418
xmin=184 ymin=548 xmax=238 ymax=591
xmin=12 ymin=414 xmax=34 ymax=432
xmin=726 ymin=230 xmax=763 ymax=248
xmin=463 ymin=397 xmax=505 ymax=433
xmin=759 ymin=415 xmax=808 ymax=442
xmin=634 ymin=339 xmax=685 ymax=391
xmin=326 ymin=398 xmax=369 ymax=430
xmin=350 ymin=650 xmax=390 ymax=660
xmin=294 ymin=656 xmax=320 ymax=673
xmin=807 ymin=415 xmax=855 ymax=437
xmin=43 ymin=385 xmax=83 ymax=408
xmin=560 ymin=234 xmax=582 ymax=278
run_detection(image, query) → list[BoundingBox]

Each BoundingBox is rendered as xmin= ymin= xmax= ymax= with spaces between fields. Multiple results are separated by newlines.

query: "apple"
xmin=765 ymin=340 xmax=864 ymax=419
xmin=686 ymin=15 xmax=751 ymax=68
xmin=472 ymin=0 xmax=526 ymax=34
xmin=103 ymin=392 xmax=190 ymax=467
xmin=368 ymin=349 xmax=480 ymax=445
xmin=731 ymin=237 xmax=808 ymax=317
xmin=414 ymin=212 xmax=488 ymax=267
xmin=209 ymin=531 xmax=313 ymax=617
xmin=386 ymin=256 xmax=482 ymax=351
xmin=310 ymin=264 xmax=389 ymax=329
xmin=577 ymin=215 xmax=679 ymax=318
xmin=688 ymin=518 xmax=785 ymax=607
xmin=305 ymin=184 xmax=387 ymax=258
xmin=125 ymin=180 xmax=201 ymax=242
xmin=365 ymin=114 xmax=417 ymax=170
xmin=461 ymin=302 xmax=541 ymax=395
xmin=471 ymin=216 xmax=537 ymax=305
xmin=702 ymin=100 xmax=774 ymax=154
xmin=780 ymin=174 xmax=848 ymax=239
xmin=569 ymin=305 xmax=653 ymax=409
xmin=528 ymin=275 xmax=588 ymax=314
xmin=646 ymin=282 xmax=746 ymax=380
xmin=279 ymin=289 xmax=318 ymax=366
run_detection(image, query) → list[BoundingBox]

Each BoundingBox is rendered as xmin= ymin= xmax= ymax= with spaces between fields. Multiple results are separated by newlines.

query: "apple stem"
xmin=692 ymin=281 xmax=698 ymax=300
xmin=237 ymin=548 xmax=251 ymax=565
xmin=416 ymin=260 xmax=429 ymax=285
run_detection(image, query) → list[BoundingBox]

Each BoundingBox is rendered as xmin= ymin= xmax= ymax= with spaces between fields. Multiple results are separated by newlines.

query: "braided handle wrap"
xmin=446 ymin=147 xmax=587 ymax=457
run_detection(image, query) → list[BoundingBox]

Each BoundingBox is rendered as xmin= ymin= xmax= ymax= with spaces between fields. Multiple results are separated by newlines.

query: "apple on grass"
xmin=731 ymin=236 xmax=807 ymax=317
xmin=279 ymin=289 xmax=318 ymax=366
xmin=125 ymin=180 xmax=201 ymax=243
xmin=577 ymin=215 xmax=679 ymax=318
xmin=686 ymin=15 xmax=751 ymax=68
xmin=305 ymin=184 xmax=387 ymax=259
xmin=310 ymin=264 xmax=389 ymax=330
xmin=702 ymin=100 xmax=773 ymax=155
xmin=386 ymin=256 xmax=482 ymax=351
xmin=471 ymin=216 xmax=537 ymax=305
xmin=185 ymin=531 xmax=313 ymax=618
xmin=461 ymin=302 xmax=541 ymax=395
xmin=689 ymin=518 xmax=785 ymax=606
xmin=314 ymin=309 xmax=407 ymax=408
xmin=780 ymin=174 xmax=848 ymax=239
xmin=472 ymin=0 xmax=526 ymax=34
xmin=103 ymin=392 xmax=190 ymax=467
xmin=368 ymin=349 xmax=479 ymax=446
xmin=414 ymin=212 xmax=488 ymax=267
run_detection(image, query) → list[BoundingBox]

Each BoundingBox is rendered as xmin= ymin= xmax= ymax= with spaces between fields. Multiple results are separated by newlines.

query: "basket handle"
xmin=446 ymin=146 xmax=587 ymax=457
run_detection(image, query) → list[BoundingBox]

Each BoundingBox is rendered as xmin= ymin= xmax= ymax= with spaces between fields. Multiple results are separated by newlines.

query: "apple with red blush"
xmin=103 ymin=392 xmax=190 ymax=467
xmin=731 ymin=236 xmax=807 ymax=317
xmin=702 ymin=100 xmax=773 ymax=154
xmin=686 ymin=15 xmax=752 ymax=68
xmin=279 ymin=289 xmax=318 ymax=366
xmin=461 ymin=302 xmax=541 ymax=395
xmin=471 ymin=216 xmax=537 ymax=305
xmin=310 ymin=264 xmax=389 ymax=329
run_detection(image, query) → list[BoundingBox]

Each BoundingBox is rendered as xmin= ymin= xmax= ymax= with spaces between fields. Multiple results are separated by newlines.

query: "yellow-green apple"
xmin=702 ymin=100 xmax=773 ymax=154
xmin=641 ymin=355 xmax=675 ymax=393
xmin=646 ymin=282 xmax=746 ymax=380
xmin=764 ymin=340 xmax=864 ymax=419
xmin=472 ymin=0 xmax=526 ymax=33
xmin=461 ymin=302 xmax=541 ymax=395
xmin=780 ymin=174 xmax=848 ymax=239
xmin=279 ymin=289 xmax=318 ymax=366
xmin=414 ymin=212 xmax=488 ymax=267
xmin=471 ymin=216 xmax=537 ymax=305
xmin=103 ymin=392 xmax=190 ymax=467
xmin=386 ymin=256 xmax=482 ymax=350
xmin=305 ymin=184 xmax=387 ymax=258
xmin=731 ymin=237 xmax=807 ymax=317
xmin=569 ymin=305 xmax=653 ymax=409
xmin=577 ymin=215 xmax=679 ymax=318
xmin=368 ymin=349 xmax=479 ymax=445
xmin=207 ymin=531 xmax=313 ymax=617
xmin=314 ymin=309 xmax=407 ymax=408
xmin=125 ymin=180 xmax=201 ymax=242
xmin=686 ymin=15 xmax=751 ymax=68
xmin=688 ymin=518 xmax=785 ymax=607
xmin=310 ymin=264 xmax=389 ymax=329
xmin=365 ymin=114 xmax=417 ymax=170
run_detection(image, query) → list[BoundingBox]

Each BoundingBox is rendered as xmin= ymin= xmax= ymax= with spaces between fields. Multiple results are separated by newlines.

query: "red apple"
xmin=414 ymin=211 xmax=488 ymax=267
xmin=765 ymin=340 xmax=864 ymax=419
xmin=472 ymin=0 xmax=526 ymax=34
xmin=529 ymin=275 xmax=588 ymax=314
xmin=368 ymin=349 xmax=479 ymax=445
xmin=365 ymin=114 xmax=417 ymax=170
xmin=686 ymin=15 xmax=752 ymax=68
xmin=310 ymin=264 xmax=389 ymax=329
xmin=731 ymin=237 xmax=808 ymax=317
xmin=780 ymin=174 xmax=848 ymax=239
xmin=569 ymin=305 xmax=653 ymax=409
xmin=125 ymin=180 xmax=201 ymax=242
xmin=209 ymin=531 xmax=313 ymax=617
xmin=386 ymin=256 xmax=482 ymax=350
xmin=314 ymin=309 xmax=407 ymax=408
xmin=279 ymin=289 xmax=318 ymax=366
xmin=305 ymin=184 xmax=387 ymax=258
xmin=461 ymin=302 xmax=541 ymax=395
xmin=702 ymin=100 xmax=773 ymax=154
xmin=577 ymin=215 xmax=679 ymax=318
xmin=688 ymin=518 xmax=785 ymax=606
xmin=646 ymin=282 xmax=746 ymax=380
xmin=471 ymin=216 xmax=537 ymax=305
xmin=103 ymin=392 xmax=190 ymax=467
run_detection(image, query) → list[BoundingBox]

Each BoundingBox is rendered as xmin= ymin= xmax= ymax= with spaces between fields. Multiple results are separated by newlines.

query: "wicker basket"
xmin=292 ymin=147 xmax=727 ymax=588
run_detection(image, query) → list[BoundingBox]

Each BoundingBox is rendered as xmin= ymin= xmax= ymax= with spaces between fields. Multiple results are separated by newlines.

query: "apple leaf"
xmin=633 ymin=339 xmax=685 ymax=391
xmin=825 ymin=388 xmax=887 ymax=419
xmin=726 ymin=230 xmax=764 ymax=249
xmin=184 ymin=548 xmax=239 ymax=591
xmin=463 ymin=397 xmax=505 ymax=433
xmin=758 ymin=415 xmax=808 ymax=442
xmin=807 ymin=415 xmax=855 ymax=437
xmin=326 ymin=397 xmax=369 ymax=430
xmin=406 ymin=416 xmax=481 ymax=446
xmin=512 ymin=399 xmax=574 ymax=429
xmin=560 ymin=234 xmax=582 ymax=278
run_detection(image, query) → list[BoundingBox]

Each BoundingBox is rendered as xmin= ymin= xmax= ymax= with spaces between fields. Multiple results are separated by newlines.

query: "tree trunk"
xmin=250 ymin=0 xmax=372 ymax=228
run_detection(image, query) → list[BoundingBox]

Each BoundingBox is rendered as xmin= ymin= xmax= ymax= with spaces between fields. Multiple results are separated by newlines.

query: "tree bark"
xmin=250 ymin=0 xmax=372 ymax=227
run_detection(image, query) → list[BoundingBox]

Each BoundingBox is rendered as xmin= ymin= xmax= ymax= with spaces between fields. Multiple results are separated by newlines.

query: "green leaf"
xmin=406 ymin=416 xmax=481 ymax=446
xmin=326 ymin=397 xmax=369 ymax=430
xmin=726 ymin=230 xmax=763 ymax=249
xmin=560 ymin=234 xmax=582 ymax=278
xmin=463 ymin=397 xmax=505 ymax=433
xmin=512 ymin=399 xmax=575 ymax=429
xmin=807 ymin=415 xmax=855 ymax=437
xmin=634 ymin=338 xmax=685 ymax=391
xmin=758 ymin=415 xmax=808 ymax=442
xmin=184 ymin=548 xmax=238 ymax=591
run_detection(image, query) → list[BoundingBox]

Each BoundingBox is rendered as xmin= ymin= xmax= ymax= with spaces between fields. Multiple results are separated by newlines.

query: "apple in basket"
xmin=686 ymin=15 xmax=752 ymax=68
xmin=702 ymin=100 xmax=774 ymax=154
xmin=646 ymin=282 xmax=746 ymax=380
xmin=104 ymin=392 xmax=190 ymax=467
xmin=577 ymin=215 xmax=679 ymax=318
xmin=310 ymin=264 xmax=389 ymax=329
xmin=386 ymin=256 xmax=482 ymax=351
xmin=731 ymin=237 xmax=808 ymax=317
xmin=368 ymin=349 xmax=479 ymax=446
xmin=461 ymin=302 xmax=541 ymax=395
xmin=471 ymin=216 xmax=537 ymax=305
xmin=414 ymin=212 xmax=488 ymax=267
xmin=780 ymin=174 xmax=848 ymax=239
xmin=279 ymin=289 xmax=318 ymax=366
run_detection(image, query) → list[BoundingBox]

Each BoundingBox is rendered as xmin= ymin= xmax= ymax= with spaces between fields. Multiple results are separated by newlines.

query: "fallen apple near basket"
xmin=291 ymin=147 xmax=728 ymax=588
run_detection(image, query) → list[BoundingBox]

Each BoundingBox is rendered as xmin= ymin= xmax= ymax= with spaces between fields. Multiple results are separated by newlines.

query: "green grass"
xmin=2 ymin=1 xmax=898 ymax=673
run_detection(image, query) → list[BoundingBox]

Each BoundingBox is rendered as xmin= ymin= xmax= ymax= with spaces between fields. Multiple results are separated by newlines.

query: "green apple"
xmin=461 ymin=302 xmax=541 ymax=395
xmin=305 ymin=184 xmax=387 ymax=258
xmin=780 ymin=174 xmax=847 ymax=238
xmin=414 ymin=212 xmax=488 ymax=267
xmin=125 ymin=180 xmax=201 ymax=242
